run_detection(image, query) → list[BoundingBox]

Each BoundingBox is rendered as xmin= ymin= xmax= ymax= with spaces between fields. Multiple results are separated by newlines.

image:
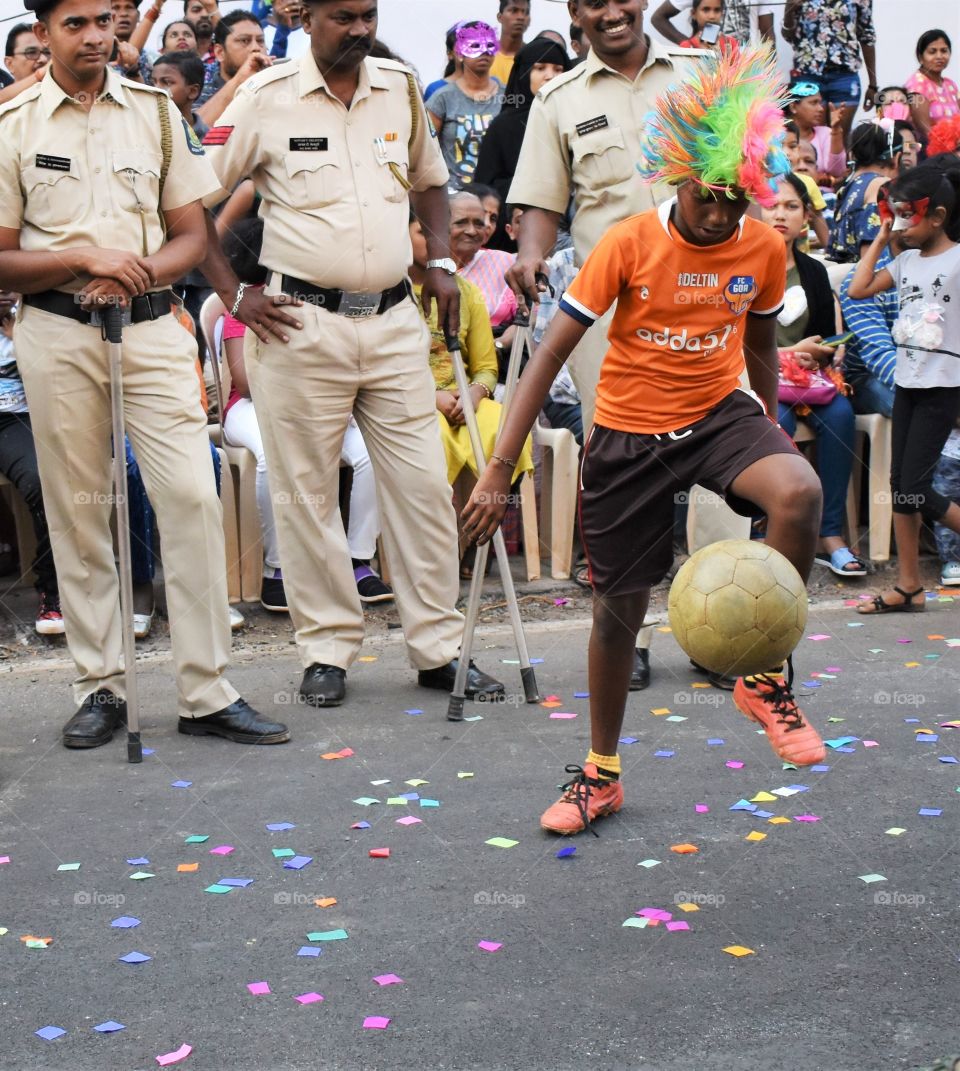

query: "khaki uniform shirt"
xmin=507 ymin=39 xmax=706 ymax=260
xmin=0 ymin=65 xmax=220 ymax=292
xmin=203 ymin=53 xmax=449 ymax=293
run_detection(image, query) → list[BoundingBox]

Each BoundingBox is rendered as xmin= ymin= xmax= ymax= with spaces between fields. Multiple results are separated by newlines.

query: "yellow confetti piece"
xmin=745 ymin=831 xmax=767 ymax=842
xmin=691 ymin=682 xmax=712 ymax=689
xmin=650 ymin=707 xmax=671 ymax=716
xmin=0 ymin=928 xmax=7 ymax=936
xmin=357 ymin=656 xmax=378 ymax=663
xmin=656 ymin=625 xmax=672 ymax=633
xmin=676 ymin=902 xmax=700 ymax=912
xmin=723 ymin=945 xmax=755 ymax=957
xmin=176 ymin=863 xmax=199 ymax=873
xmin=405 ymin=779 xmax=428 ymax=787
xmin=314 ymin=897 xmax=337 ymax=908
xmin=750 ymin=791 xmax=777 ymax=802
xmin=904 ymin=662 xmax=921 ymax=668
xmin=670 ymin=843 xmax=699 ymax=854
xmin=457 ymin=771 xmax=474 ymax=779
xmin=768 ymin=816 xmax=791 ymax=824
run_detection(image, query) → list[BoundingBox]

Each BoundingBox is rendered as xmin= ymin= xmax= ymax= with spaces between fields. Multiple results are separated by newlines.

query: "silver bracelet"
xmin=229 ymin=282 xmax=247 ymax=318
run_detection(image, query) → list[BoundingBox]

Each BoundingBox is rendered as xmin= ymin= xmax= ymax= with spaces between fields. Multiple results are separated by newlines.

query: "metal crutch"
xmin=105 ymin=303 xmax=142 ymax=763
xmin=445 ymin=320 xmax=540 ymax=721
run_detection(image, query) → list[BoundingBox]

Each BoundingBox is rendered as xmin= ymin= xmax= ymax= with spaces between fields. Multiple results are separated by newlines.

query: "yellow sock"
xmin=587 ymin=750 xmax=621 ymax=781
xmin=744 ymin=663 xmax=784 ymax=684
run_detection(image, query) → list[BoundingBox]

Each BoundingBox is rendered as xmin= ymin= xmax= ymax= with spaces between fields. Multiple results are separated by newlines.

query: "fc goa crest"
xmin=723 ymin=275 xmax=758 ymax=316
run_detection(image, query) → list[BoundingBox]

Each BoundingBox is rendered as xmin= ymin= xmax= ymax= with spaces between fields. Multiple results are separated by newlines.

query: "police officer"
xmin=506 ymin=0 xmax=704 ymax=691
xmin=199 ymin=0 xmax=504 ymax=708
xmin=0 ymin=0 xmax=289 ymax=748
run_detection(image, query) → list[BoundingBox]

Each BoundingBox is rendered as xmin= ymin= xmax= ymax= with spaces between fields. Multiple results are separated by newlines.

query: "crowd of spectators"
xmin=2 ymin=0 xmax=960 ymax=638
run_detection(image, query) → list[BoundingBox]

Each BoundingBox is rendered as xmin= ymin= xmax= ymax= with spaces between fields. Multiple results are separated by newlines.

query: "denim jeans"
xmin=846 ymin=372 xmax=894 ymax=418
xmin=795 ymin=67 xmax=861 ymax=108
xmin=932 ymin=454 xmax=960 ymax=564
xmin=778 ymin=393 xmax=856 ymax=538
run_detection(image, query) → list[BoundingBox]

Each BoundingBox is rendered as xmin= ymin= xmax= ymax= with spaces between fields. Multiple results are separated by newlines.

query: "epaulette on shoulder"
xmin=537 ymin=63 xmax=586 ymax=100
xmin=370 ymin=56 xmax=414 ymax=77
xmin=124 ymin=76 xmax=165 ymax=94
xmin=244 ymin=60 xmax=299 ymax=93
xmin=0 ymin=81 xmax=42 ymax=120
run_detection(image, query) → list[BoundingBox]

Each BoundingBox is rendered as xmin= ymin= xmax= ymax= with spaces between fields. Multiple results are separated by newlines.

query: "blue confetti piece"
xmin=297 ymin=945 xmax=322 ymax=957
xmin=404 ymin=709 xmax=424 ymax=716
xmin=35 ymin=1026 xmax=66 ymax=1041
xmin=419 ymin=799 xmax=440 ymax=807
xmin=787 ymin=785 xmax=810 ymax=792
xmin=654 ymin=749 xmax=675 ymax=758
xmin=142 ymin=747 xmax=155 ymax=755
xmin=171 ymin=780 xmax=192 ymax=789
xmin=556 ymin=845 xmax=577 ymax=858
xmin=353 ymin=820 xmax=371 ymax=829
xmin=836 ymin=746 xmax=855 ymax=753
xmin=707 ymin=738 xmax=725 ymax=746
xmin=730 ymin=799 xmax=757 ymax=811
xmin=752 ymin=809 xmax=775 ymax=819
xmin=284 ymin=855 xmax=313 ymax=870
xmin=825 ymin=737 xmax=858 ymax=749
xmin=125 ymin=857 xmax=149 ymax=866
xmin=619 ymin=736 xmax=638 ymax=745
xmin=110 ymin=916 xmax=140 ymax=928
xmin=93 ymin=1021 xmax=125 ymax=1034
xmin=119 ymin=951 xmax=151 ymax=964
xmin=904 ymin=718 xmax=920 ymax=724
xmin=939 ymin=756 xmax=959 ymax=764
xmin=530 ymin=658 xmax=544 ymax=664
xmin=916 ymin=734 xmax=939 ymax=743
xmin=810 ymin=764 xmax=831 ymax=772
xmin=574 ymin=692 xmax=590 ymax=699
xmin=919 ymin=808 xmax=942 ymax=817
xmin=266 ymin=822 xmax=295 ymax=832
xmin=217 ymin=877 xmax=254 ymax=887
xmin=398 ymin=792 xmax=419 ymax=801
xmin=801 ymin=681 xmax=821 ymax=688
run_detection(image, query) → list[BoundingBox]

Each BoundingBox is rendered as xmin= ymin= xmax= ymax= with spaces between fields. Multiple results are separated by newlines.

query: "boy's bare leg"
xmin=727 ymin=453 xmax=822 ymax=581
xmin=589 ymin=591 xmax=649 ymax=754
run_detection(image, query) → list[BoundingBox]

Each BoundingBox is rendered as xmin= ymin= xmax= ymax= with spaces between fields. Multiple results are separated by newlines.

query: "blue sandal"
xmin=815 ymin=547 xmax=867 ymax=577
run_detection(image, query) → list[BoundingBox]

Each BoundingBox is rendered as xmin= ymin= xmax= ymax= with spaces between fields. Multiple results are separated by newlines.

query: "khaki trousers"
xmin=245 ymin=295 xmax=463 ymax=671
xmin=15 ymin=305 xmax=238 ymax=716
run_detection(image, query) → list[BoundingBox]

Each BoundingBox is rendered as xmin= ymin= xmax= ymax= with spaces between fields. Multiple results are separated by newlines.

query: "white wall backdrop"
xmin=1 ymin=0 xmax=958 ymax=107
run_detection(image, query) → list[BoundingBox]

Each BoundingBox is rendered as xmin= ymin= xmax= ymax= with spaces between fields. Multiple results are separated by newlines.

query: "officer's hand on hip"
xmin=76 ymin=249 xmax=153 ymax=296
xmin=421 ymin=268 xmax=460 ymax=338
xmin=505 ymin=255 xmax=549 ymax=317
xmin=236 ymin=288 xmax=303 ymax=345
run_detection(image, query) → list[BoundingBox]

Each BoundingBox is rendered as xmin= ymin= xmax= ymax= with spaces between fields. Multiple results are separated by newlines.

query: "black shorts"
xmin=579 ymin=389 xmax=800 ymax=596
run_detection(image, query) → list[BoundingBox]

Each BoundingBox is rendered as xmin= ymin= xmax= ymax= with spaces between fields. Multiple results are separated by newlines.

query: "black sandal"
xmin=857 ymin=585 xmax=926 ymax=615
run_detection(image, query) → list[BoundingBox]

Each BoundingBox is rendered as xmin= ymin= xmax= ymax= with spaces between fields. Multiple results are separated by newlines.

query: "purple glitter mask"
xmin=455 ymin=23 xmax=499 ymax=59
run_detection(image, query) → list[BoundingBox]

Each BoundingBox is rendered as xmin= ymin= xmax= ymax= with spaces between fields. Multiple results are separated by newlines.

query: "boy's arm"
xmin=848 ymin=222 xmax=895 ymax=299
xmin=839 ymin=277 xmax=897 ymax=389
xmin=461 ymin=310 xmax=588 ymax=545
xmin=742 ymin=313 xmax=780 ymax=417
xmin=650 ymin=0 xmax=686 ymax=44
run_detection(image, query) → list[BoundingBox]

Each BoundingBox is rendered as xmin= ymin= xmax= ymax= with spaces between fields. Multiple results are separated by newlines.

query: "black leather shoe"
xmin=178 ymin=698 xmax=290 ymax=744
xmin=629 ymin=648 xmax=651 ymax=691
xmin=298 ymin=663 xmax=346 ymax=707
xmin=417 ymin=659 xmax=505 ymax=700
xmin=689 ymin=659 xmax=737 ymax=691
xmin=62 ymin=689 xmax=127 ymax=749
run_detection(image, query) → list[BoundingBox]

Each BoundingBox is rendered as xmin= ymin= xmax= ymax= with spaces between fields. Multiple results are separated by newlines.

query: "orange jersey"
xmin=560 ymin=200 xmax=786 ymax=433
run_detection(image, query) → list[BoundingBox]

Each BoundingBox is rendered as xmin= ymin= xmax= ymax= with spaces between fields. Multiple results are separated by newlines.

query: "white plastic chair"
xmin=0 ymin=474 xmax=36 ymax=586
xmin=532 ymin=424 xmax=580 ymax=580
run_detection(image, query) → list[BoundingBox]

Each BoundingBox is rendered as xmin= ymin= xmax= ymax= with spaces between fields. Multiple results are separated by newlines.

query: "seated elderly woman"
xmin=408 ymin=211 xmax=532 ymax=506
xmin=448 ymin=190 xmax=517 ymax=329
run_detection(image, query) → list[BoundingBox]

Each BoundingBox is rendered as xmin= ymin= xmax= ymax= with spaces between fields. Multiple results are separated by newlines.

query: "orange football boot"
xmin=540 ymin=763 xmax=623 ymax=836
xmin=733 ymin=663 xmax=826 ymax=766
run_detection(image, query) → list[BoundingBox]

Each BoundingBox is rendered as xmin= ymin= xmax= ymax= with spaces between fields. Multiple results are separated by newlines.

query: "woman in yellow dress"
xmin=408 ymin=214 xmax=533 ymax=489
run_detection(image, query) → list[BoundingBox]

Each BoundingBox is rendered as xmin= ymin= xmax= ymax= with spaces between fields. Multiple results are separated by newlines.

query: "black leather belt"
xmin=24 ymin=289 xmax=174 ymax=326
xmin=280 ymin=275 xmax=410 ymax=319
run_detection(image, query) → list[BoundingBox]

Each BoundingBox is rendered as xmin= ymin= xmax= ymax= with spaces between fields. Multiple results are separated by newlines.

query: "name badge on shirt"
xmin=289 ymin=137 xmax=328 ymax=151
xmin=35 ymin=153 xmax=71 ymax=172
xmin=575 ymin=115 xmax=609 ymax=136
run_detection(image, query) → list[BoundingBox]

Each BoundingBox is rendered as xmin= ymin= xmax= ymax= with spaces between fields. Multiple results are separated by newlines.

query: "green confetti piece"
xmin=353 ymin=797 xmax=380 ymax=807
xmin=128 ymin=871 xmax=154 ymax=881
xmin=306 ymin=928 xmax=348 ymax=941
xmin=25 ymin=938 xmax=49 ymax=949
xmin=204 ymin=883 xmax=233 ymax=894
xmin=184 ymin=835 xmax=209 ymax=844
xmin=858 ymin=873 xmax=886 ymax=883
xmin=885 ymin=828 xmax=906 ymax=836
xmin=637 ymin=859 xmax=661 ymax=869
xmin=386 ymin=797 xmax=407 ymax=806
xmin=665 ymin=715 xmax=687 ymax=722
xmin=271 ymin=848 xmax=296 ymax=858
xmin=57 ymin=863 xmax=81 ymax=872
xmin=622 ymin=917 xmax=650 ymax=928
xmin=485 ymin=837 xmax=518 ymax=849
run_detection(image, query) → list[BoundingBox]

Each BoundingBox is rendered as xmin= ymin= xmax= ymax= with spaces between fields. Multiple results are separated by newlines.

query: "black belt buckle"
xmin=338 ymin=290 xmax=380 ymax=319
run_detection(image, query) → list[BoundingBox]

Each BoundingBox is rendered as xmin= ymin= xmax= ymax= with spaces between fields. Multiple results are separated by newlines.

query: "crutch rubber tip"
xmin=521 ymin=667 xmax=540 ymax=704
xmin=127 ymin=731 xmax=143 ymax=763
xmin=446 ymin=695 xmax=466 ymax=721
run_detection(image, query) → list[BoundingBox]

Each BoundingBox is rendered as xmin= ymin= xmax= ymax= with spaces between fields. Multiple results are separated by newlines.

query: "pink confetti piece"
xmin=0 ymin=856 xmax=9 ymax=864
xmin=477 ymin=940 xmax=502 ymax=952
xmin=294 ymin=992 xmax=324 ymax=1005
xmin=246 ymin=982 xmax=270 ymax=995
xmin=363 ymin=1016 xmax=391 ymax=1030
xmin=209 ymin=845 xmax=234 ymax=856
xmin=373 ymin=973 xmax=403 ymax=986
xmin=637 ymin=907 xmax=672 ymax=921
xmin=863 ymin=740 xmax=879 ymax=747
xmin=725 ymin=761 xmax=745 ymax=769
xmin=549 ymin=711 xmax=577 ymax=719
xmin=695 ymin=804 xmax=709 ymax=813
xmin=896 ymin=638 xmax=912 ymax=644
xmin=666 ymin=920 xmax=690 ymax=931
xmin=794 ymin=814 xmax=821 ymax=822
xmin=395 ymin=816 xmax=422 ymax=826
xmin=825 ymin=666 xmax=842 ymax=673
xmin=808 ymin=634 xmax=831 ymax=641
xmin=369 ymin=848 xmax=390 ymax=858
xmin=156 ymin=1043 xmax=192 ymax=1066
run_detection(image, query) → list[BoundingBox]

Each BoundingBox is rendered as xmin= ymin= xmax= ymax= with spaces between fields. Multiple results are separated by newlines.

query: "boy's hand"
xmin=461 ymin=464 xmax=513 ymax=546
xmin=792 ymin=336 xmax=834 ymax=363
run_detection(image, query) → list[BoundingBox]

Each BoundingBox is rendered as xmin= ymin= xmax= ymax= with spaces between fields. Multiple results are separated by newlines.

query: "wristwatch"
xmin=426 ymin=258 xmax=457 ymax=275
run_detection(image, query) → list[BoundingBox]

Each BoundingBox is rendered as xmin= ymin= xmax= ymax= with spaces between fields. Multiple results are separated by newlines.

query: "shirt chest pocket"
xmin=571 ymin=126 xmax=634 ymax=191
xmin=23 ymin=161 xmax=82 ymax=229
xmin=283 ymin=150 xmax=341 ymax=211
xmin=375 ymin=141 xmax=410 ymax=204
xmin=112 ymin=150 xmax=162 ymax=216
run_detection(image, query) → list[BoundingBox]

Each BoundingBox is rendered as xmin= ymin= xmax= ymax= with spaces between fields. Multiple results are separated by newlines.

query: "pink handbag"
xmin=778 ymin=351 xmax=838 ymax=406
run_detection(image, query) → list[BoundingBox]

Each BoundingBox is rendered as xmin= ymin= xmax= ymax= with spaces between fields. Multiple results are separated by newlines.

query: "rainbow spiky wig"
xmin=636 ymin=45 xmax=790 ymax=207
